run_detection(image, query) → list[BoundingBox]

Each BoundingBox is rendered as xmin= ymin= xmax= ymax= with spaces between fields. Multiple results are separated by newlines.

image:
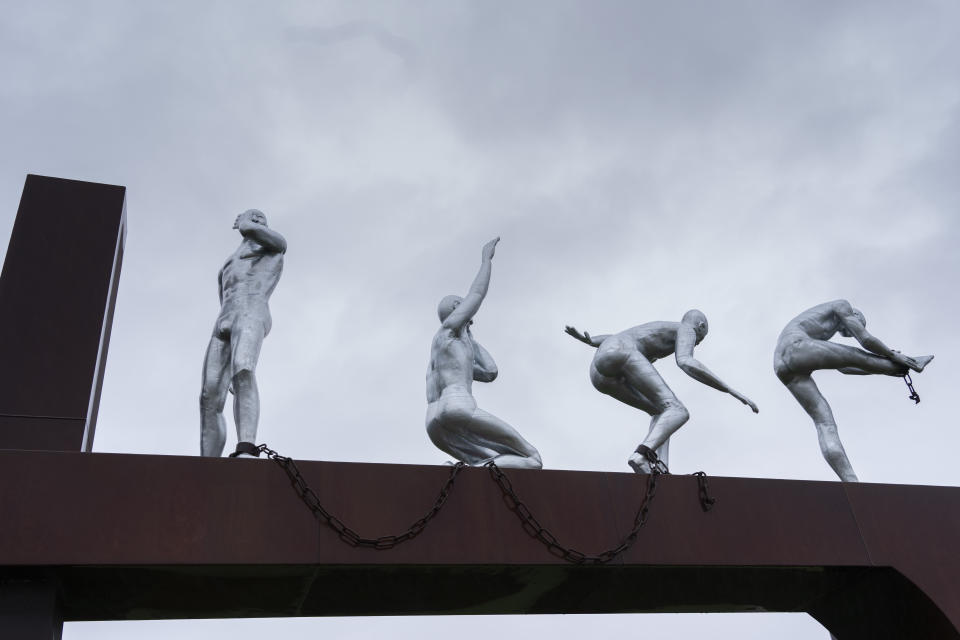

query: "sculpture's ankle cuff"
xmin=635 ymin=444 xmax=657 ymax=462
xmin=229 ymin=441 xmax=261 ymax=458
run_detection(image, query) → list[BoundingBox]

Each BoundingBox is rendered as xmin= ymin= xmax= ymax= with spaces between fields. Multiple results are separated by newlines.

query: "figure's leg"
xmin=838 ymin=367 xmax=871 ymax=375
xmin=463 ymin=408 xmax=542 ymax=469
xmin=590 ymin=364 xmax=660 ymax=414
xmin=591 ymin=365 xmax=671 ymax=468
xmin=200 ymin=336 xmax=231 ymax=457
xmin=616 ymin=354 xmax=689 ymax=473
xmin=784 ymin=374 xmax=858 ymax=481
xmin=427 ymin=401 xmax=498 ymax=466
xmin=230 ymin=324 xmax=265 ymax=452
xmin=787 ymin=340 xmax=908 ymax=377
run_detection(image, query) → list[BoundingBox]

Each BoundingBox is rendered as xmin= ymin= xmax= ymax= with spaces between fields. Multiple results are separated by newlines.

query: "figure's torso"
xmin=773 ymin=302 xmax=843 ymax=376
xmin=219 ymin=240 xmax=284 ymax=310
xmin=602 ymin=321 xmax=682 ymax=362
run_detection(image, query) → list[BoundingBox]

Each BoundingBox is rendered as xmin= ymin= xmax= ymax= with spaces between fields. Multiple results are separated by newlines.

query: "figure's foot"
xmin=913 ymin=355 xmax=934 ymax=372
xmin=627 ymin=452 xmax=652 ymax=474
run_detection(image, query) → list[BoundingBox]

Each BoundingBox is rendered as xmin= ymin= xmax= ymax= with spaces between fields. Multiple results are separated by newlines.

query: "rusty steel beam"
xmin=0 ymin=175 xmax=126 ymax=452
xmin=0 ymin=449 xmax=958 ymax=639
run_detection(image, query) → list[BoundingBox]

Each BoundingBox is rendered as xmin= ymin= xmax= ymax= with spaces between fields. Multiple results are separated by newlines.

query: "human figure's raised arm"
xmin=442 ymin=237 xmax=499 ymax=331
xmin=675 ymin=324 xmax=758 ymax=413
xmin=237 ymin=218 xmax=287 ymax=254
xmin=833 ymin=300 xmax=926 ymax=372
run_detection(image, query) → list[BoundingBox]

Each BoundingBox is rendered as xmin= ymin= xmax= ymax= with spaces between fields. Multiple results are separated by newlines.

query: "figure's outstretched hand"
xmin=564 ymin=325 xmax=593 ymax=345
xmin=482 ymin=237 xmax=500 ymax=261
xmin=730 ymin=389 xmax=759 ymax=413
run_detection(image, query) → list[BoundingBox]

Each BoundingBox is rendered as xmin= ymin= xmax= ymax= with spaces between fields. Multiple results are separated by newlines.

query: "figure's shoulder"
xmin=819 ymin=299 xmax=853 ymax=316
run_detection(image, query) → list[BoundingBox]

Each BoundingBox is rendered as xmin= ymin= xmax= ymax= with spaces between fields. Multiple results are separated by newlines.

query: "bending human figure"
xmin=774 ymin=300 xmax=933 ymax=481
xmin=425 ymin=238 xmax=542 ymax=469
xmin=566 ymin=311 xmax=758 ymax=473
xmin=200 ymin=209 xmax=286 ymax=458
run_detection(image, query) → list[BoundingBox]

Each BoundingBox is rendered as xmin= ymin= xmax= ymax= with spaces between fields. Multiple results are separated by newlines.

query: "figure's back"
xmin=780 ymin=301 xmax=841 ymax=342
xmin=426 ymin=328 xmax=475 ymax=402
xmin=606 ymin=321 xmax=681 ymax=361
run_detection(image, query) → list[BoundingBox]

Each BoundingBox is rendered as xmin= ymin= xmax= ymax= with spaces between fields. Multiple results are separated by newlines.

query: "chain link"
xmin=903 ymin=373 xmax=921 ymax=404
xmin=692 ymin=471 xmax=716 ymax=512
xmin=258 ymin=444 xmax=464 ymax=549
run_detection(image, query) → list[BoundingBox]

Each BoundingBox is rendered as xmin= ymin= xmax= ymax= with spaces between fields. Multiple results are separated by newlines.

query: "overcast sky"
xmin=2 ymin=1 xmax=958 ymax=638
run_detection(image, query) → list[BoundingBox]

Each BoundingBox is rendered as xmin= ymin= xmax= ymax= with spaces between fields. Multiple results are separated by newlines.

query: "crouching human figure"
xmin=566 ymin=310 xmax=758 ymax=473
xmin=425 ymin=238 xmax=542 ymax=468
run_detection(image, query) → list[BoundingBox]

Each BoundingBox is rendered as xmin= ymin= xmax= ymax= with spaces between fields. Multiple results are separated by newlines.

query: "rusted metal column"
xmin=0 ymin=174 xmax=126 ymax=452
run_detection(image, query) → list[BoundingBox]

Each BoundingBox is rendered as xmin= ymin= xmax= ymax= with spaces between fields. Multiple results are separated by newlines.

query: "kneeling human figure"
xmin=425 ymin=238 xmax=542 ymax=469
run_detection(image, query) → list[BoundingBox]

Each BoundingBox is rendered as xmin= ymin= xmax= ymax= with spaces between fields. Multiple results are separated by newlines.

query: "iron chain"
xmin=259 ymin=443 xmax=716 ymax=563
xmin=485 ymin=460 xmax=661 ymax=564
xmin=903 ymin=373 xmax=921 ymax=404
xmin=692 ymin=471 xmax=716 ymax=512
xmin=258 ymin=444 xmax=464 ymax=549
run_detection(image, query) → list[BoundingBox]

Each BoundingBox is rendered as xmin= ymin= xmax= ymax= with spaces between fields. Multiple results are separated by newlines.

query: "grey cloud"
xmin=286 ymin=20 xmax=419 ymax=70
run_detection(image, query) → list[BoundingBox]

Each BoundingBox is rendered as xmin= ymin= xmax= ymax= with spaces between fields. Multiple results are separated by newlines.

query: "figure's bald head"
xmin=839 ymin=308 xmax=866 ymax=337
xmin=682 ymin=309 xmax=709 ymax=343
xmin=438 ymin=295 xmax=463 ymax=322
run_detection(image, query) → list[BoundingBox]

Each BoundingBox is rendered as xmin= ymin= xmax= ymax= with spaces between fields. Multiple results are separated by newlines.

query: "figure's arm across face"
xmin=442 ymin=237 xmax=499 ymax=331
xmin=237 ymin=217 xmax=287 ymax=254
xmin=675 ymin=324 xmax=759 ymax=413
xmin=471 ymin=336 xmax=498 ymax=382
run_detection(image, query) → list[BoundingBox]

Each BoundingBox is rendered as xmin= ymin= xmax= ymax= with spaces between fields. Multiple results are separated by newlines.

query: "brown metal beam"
xmin=1 ymin=450 xmax=958 ymax=639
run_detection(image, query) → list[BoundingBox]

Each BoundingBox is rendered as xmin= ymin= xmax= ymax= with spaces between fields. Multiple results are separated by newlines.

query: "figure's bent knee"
xmin=665 ymin=401 xmax=690 ymax=425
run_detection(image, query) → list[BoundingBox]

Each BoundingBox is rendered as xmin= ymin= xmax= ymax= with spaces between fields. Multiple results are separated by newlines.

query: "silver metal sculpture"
xmin=200 ymin=209 xmax=286 ymax=458
xmin=566 ymin=311 xmax=758 ymax=473
xmin=425 ymin=238 xmax=542 ymax=468
xmin=774 ymin=300 xmax=933 ymax=481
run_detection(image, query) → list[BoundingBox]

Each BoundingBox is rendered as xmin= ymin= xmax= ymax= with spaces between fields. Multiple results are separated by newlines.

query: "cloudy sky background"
xmin=2 ymin=1 xmax=958 ymax=637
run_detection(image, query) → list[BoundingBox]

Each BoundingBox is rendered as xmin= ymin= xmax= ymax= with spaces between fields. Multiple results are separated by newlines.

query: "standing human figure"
xmin=774 ymin=300 xmax=933 ymax=481
xmin=425 ymin=238 xmax=542 ymax=468
xmin=566 ymin=311 xmax=758 ymax=473
xmin=200 ymin=209 xmax=286 ymax=458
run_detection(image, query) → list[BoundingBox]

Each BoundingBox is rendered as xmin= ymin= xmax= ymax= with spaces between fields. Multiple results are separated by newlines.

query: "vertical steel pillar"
xmin=0 ymin=174 xmax=126 ymax=452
